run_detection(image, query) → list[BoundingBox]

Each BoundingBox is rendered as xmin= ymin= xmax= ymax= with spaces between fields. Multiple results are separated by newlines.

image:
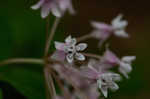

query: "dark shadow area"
xmin=0 ymin=80 xmax=26 ymax=99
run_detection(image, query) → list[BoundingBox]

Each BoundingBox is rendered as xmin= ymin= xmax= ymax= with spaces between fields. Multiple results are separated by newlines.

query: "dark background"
xmin=0 ymin=0 xmax=150 ymax=99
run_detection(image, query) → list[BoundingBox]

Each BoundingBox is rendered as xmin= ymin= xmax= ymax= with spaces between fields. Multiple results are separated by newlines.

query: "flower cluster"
xmin=31 ymin=0 xmax=136 ymax=99
xmin=51 ymin=35 xmax=135 ymax=98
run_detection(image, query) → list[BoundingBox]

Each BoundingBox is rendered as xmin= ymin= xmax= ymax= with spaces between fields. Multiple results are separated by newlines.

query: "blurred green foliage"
xmin=0 ymin=0 xmax=64 ymax=99
xmin=0 ymin=64 xmax=45 ymax=99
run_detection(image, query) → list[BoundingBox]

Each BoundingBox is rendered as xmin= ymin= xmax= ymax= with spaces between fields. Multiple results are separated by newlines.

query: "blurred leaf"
xmin=0 ymin=65 xmax=45 ymax=99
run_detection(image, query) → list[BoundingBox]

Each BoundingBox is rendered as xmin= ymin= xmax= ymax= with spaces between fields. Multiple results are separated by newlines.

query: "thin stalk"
xmin=44 ymin=70 xmax=51 ymax=99
xmin=44 ymin=68 xmax=57 ymax=99
xmin=48 ymin=66 xmax=71 ymax=99
xmin=77 ymin=34 xmax=92 ymax=42
xmin=0 ymin=58 xmax=44 ymax=66
xmin=81 ymin=52 xmax=101 ymax=59
xmin=45 ymin=18 xmax=60 ymax=56
xmin=46 ymin=16 xmax=50 ymax=41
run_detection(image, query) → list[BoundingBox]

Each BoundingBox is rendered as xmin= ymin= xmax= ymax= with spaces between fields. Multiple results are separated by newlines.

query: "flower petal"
xmin=41 ymin=3 xmax=51 ymax=18
xmin=120 ymin=62 xmax=132 ymax=73
xmin=119 ymin=62 xmax=132 ymax=78
xmin=91 ymin=21 xmax=112 ymax=30
xmin=114 ymin=30 xmax=129 ymax=38
xmin=75 ymin=53 xmax=85 ymax=61
xmin=65 ymin=36 xmax=76 ymax=45
xmin=99 ymin=84 xmax=108 ymax=98
xmin=97 ymin=79 xmax=108 ymax=97
xmin=68 ymin=1 xmax=76 ymax=15
xmin=54 ymin=41 xmax=65 ymax=51
xmin=65 ymin=35 xmax=72 ymax=43
xmin=121 ymin=56 xmax=136 ymax=63
xmin=51 ymin=50 xmax=66 ymax=61
xmin=80 ymin=66 xmax=99 ymax=79
xmin=111 ymin=14 xmax=128 ymax=29
xmin=109 ymin=82 xmax=119 ymax=92
xmin=109 ymin=73 xmax=121 ymax=82
xmin=31 ymin=0 xmax=44 ymax=10
xmin=66 ymin=54 xmax=74 ymax=63
xmin=119 ymin=67 xmax=129 ymax=79
xmin=102 ymin=50 xmax=119 ymax=65
xmin=51 ymin=5 xmax=62 ymax=17
xmin=76 ymin=43 xmax=87 ymax=51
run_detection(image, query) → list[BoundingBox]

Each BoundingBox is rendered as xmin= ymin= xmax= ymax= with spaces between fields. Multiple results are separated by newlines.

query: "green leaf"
xmin=0 ymin=65 xmax=46 ymax=99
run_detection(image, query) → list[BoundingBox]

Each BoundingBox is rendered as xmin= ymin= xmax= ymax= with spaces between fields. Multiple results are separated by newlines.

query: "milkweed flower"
xmin=31 ymin=0 xmax=75 ymax=18
xmin=101 ymin=49 xmax=136 ymax=78
xmin=119 ymin=56 xmax=136 ymax=78
xmin=54 ymin=35 xmax=87 ymax=63
xmin=51 ymin=50 xmax=66 ymax=62
xmin=53 ymin=63 xmax=100 ymax=99
xmin=81 ymin=60 xmax=121 ymax=98
xmin=97 ymin=72 xmax=121 ymax=97
xmin=91 ymin=14 xmax=128 ymax=45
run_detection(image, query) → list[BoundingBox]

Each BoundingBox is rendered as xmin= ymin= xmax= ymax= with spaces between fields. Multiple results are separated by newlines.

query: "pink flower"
xmin=91 ymin=22 xmax=113 ymax=40
xmin=53 ymin=63 xmax=100 ymax=99
xmin=54 ymin=36 xmax=87 ymax=63
xmin=53 ymin=63 xmax=89 ymax=89
xmin=31 ymin=0 xmax=75 ymax=18
xmin=101 ymin=49 xmax=136 ymax=78
xmin=91 ymin=14 xmax=129 ymax=45
xmin=101 ymin=49 xmax=120 ymax=65
xmin=97 ymin=72 xmax=121 ymax=97
xmin=51 ymin=50 xmax=66 ymax=62
xmin=81 ymin=59 xmax=121 ymax=98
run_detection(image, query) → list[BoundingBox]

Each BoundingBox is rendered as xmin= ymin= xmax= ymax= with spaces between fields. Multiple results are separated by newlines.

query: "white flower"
xmin=97 ymin=72 xmax=121 ymax=98
xmin=119 ymin=56 xmax=136 ymax=78
xmin=55 ymin=35 xmax=87 ymax=63
xmin=111 ymin=14 xmax=129 ymax=38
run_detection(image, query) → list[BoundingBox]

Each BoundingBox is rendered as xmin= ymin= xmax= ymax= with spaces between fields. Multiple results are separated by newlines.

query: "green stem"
xmin=0 ymin=58 xmax=44 ymax=66
xmin=45 ymin=18 xmax=60 ymax=56
xmin=44 ymin=67 xmax=57 ymax=99
xmin=77 ymin=34 xmax=92 ymax=42
xmin=81 ymin=52 xmax=101 ymax=59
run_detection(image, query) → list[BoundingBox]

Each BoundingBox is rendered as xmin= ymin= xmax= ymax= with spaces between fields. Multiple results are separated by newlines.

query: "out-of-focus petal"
xmin=119 ymin=62 xmax=132 ymax=78
xmin=51 ymin=50 xmax=66 ymax=61
xmin=119 ymin=66 xmax=129 ymax=78
xmin=109 ymin=82 xmax=119 ymax=92
xmin=75 ymin=53 xmax=85 ymax=61
xmin=120 ymin=62 xmax=132 ymax=73
xmin=51 ymin=5 xmax=62 ymax=17
xmin=55 ymin=41 xmax=65 ymax=51
xmin=76 ymin=43 xmax=87 ymax=51
xmin=109 ymin=73 xmax=121 ymax=82
xmin=66 ymin=53 xmax=74 ymax=63
xmin=121 ymin=56 xmax=136 ymax=63
xmin=80 ymin=66 xmax=99 ymax=79
xmin=102 ymin=50 xmax=119 ymax=65
xmin=65 ymin=35 xmax=76 ymax=45
xmin=114 ymin=30 xmax=129 ymax=38
xmin=41 ymin=2 xmax=51 ymax=18
xmin=31 ymin=0 xmax=44 ymax=10
xmin=91 ymin=21 xmax=112 ymax=31
xmin=111 ymin=14 xmax=128 ymax=29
